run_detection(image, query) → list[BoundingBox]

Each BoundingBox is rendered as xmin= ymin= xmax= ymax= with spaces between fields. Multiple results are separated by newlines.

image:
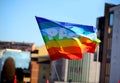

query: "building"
xmin=66 ymin=53 xmax=91 ymax=82
xmin=97 ymin=3 xmax=120 ymax=83
xmin=0 ymin=41 xmax=35 ymax=51
xmin=0 ymin=41 xmax=35 ymax=83
xmin=66 ymin=51 xmax=100 ymax=83
xmin=31 ymin=46 xmax=51 ymax=83
xmin=109 ymin=5 xmax=120 ymax=83
xmin=54 ymin=54 xmax=101 ymax=83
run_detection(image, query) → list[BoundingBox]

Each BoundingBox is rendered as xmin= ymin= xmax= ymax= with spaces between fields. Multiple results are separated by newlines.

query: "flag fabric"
xmin=36 ymin=16 xmax=100 ymax=60
xmin=118 ymin=80 xmax=120 ymax=83
xmin=14 ymin=75 xmax=17 ymax=83
xmin=46 ymin=78 xmax=49 ymax=83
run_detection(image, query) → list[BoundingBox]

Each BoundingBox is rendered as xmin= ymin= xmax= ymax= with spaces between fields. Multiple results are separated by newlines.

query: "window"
xmin=31 ymin=50 xmax=38 ymax=53
xmin=109 ymin=12 xmax=114 ymax=27
xmin=108 ymin=27 xmax=112 ymax=36
xmin=105 ymin=63 xmax=110 ymax=76
xmin=106 ymin=49 xmax=111 ymax=63
xmin=107 ymin=38 xmax=112 ymax=49
xmin=42 ymin=75 xmax=46 ymax=79
xmin=94 ymin=51 xmax=97 ymax=61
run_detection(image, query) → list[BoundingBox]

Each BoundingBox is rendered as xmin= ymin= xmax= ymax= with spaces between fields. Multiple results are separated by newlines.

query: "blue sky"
xmin=0 ymin=0 xmax=120 ymax=46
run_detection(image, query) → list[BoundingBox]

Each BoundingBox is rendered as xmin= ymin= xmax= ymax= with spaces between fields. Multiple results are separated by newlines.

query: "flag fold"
xmin=36 ymin=16 xmax=100 ymax=60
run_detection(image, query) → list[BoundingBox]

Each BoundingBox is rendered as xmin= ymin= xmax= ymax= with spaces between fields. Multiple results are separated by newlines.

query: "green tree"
xmin=1 ymin=57 xmax=16 ymax=83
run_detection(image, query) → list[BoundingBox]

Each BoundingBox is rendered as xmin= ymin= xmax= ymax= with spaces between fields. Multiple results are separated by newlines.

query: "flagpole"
xmin=53 ymin=62 xmax=61 ymax=82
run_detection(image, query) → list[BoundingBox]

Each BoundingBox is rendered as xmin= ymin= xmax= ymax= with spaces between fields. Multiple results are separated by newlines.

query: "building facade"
xmin=97 ymin=3 xmax=120 ymax=83
xmin=53 ymin=47 xmax=100 ymax=83
xmin=67 ymin=53 xmax=91 ymax=82
xmin=109 ymin=5 xmax=120 ymax=83
xmin=0 ymin=41 xmax=35 ymax=51
xmin=67 ymin=51 xmax=100 ymax=83
xmin=31 ymin=46 xmax=51 ymax=83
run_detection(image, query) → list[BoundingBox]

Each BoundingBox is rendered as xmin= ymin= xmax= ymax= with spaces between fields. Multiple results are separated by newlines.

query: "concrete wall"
xmin=110 ymin=5 xmax=120 ymax=83
xmin=89 ymin=54 xmax=100 ymax=83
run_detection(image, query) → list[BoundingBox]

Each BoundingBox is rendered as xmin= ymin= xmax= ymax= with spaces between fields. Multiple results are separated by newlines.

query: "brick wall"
xmin=31 ymin=60 xmax=39 ymax=83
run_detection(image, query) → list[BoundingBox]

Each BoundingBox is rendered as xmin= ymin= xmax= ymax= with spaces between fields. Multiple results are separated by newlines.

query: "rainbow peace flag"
xmin=36 ymin=16 xmax=100 ymax=60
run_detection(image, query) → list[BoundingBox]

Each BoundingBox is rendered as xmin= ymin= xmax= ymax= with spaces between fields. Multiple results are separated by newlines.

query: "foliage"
xmin=1 ymin=57 xmax=16 ymax=83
